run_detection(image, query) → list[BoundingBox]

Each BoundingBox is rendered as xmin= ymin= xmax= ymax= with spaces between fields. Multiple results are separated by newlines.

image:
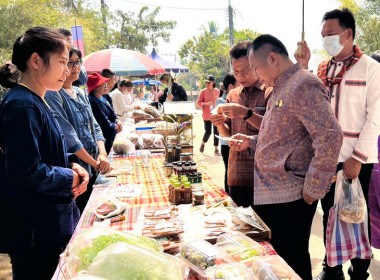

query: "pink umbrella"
xmin=83 ymin=48 xmax=165 ymax=76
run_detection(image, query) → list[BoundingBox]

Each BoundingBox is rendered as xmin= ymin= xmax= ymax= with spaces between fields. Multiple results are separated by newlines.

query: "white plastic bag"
xmin=87 ymin=242 xmax=186 ymax=280
xmin=64 ymin=226 xmax=162 ymax=277
xmin=336 ymin=171 xmax=367 ymax=223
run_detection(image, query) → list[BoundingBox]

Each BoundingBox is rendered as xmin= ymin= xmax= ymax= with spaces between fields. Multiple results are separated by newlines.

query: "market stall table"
xmin=53 ymin=153 xmax=276 ymax=280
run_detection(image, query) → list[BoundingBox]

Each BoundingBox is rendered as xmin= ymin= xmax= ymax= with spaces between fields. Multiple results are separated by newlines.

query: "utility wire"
xmin=119 ymin=0 xmax=226 ymax=11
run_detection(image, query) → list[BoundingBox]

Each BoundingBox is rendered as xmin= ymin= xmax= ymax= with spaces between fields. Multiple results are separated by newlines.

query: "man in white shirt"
xmin=296 ymin=8 xmax=380 ymax=280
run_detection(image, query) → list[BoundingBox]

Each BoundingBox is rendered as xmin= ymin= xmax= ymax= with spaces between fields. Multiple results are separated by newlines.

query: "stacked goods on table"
xmin=134 ymin=200 xmax=271 ymax=252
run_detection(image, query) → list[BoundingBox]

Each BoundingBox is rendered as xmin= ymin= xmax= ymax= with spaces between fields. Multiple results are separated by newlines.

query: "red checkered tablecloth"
xmin=53 ymin=154 xmax=276 ymax=279
xmin=80 ymin=154 xmax=229 ymax=231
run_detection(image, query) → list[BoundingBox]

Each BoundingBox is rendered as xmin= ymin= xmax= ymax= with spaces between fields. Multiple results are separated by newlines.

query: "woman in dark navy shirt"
xmin=0 ymin=27 xmax=89 ymax=280
xmin=87 ymin=73 xmax=122 ymax=155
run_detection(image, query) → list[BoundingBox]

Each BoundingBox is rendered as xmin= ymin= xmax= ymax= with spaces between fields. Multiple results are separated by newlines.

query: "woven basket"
xmin=151 ymin=129 xmax=177 ymax=137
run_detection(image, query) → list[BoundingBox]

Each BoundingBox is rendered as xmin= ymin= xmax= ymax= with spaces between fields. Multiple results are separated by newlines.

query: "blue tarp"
xmin=149 ymin=48 xmax=189 ymax=73
xmin=132 ymin=79 xmax=161 ymax=86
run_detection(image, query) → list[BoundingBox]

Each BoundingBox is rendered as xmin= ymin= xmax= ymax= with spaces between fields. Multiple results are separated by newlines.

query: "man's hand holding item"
xmin=294 ymin=41 xmax=311 ymax=69
xmin=222 ymin=103 xmax=249 ymax=118
xmin=343 ymin=157 xmax=362 ymax=179
xmin=228 ymin=133 xmax=251 ymax=151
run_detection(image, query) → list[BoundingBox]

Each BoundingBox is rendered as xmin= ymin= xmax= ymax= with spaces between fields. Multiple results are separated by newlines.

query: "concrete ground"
xmin=1 ymin=109 xmax=379 ymax=280
xmin=191 ymin=109 xmax=380 ymax=279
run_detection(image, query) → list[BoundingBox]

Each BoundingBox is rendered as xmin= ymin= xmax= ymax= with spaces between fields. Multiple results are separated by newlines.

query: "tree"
xmin=178 ymin=24 xmax=261 ymax=88
xmin=338 ymin=0 xmax=380 ymax=53
xmin=112 ymin=6 xmax=176 ymax=53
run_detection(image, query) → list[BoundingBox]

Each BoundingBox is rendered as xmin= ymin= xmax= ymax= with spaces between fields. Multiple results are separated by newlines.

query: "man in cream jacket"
xmin=296 ymin=8 xmax=380 ymax=280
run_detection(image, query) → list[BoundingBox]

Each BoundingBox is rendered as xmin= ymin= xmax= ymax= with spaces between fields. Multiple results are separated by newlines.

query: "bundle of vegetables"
xmin=65 ymin=227 xmax=162 ymax=276
xmin=86 ymin=242 xmax=186 ymax=280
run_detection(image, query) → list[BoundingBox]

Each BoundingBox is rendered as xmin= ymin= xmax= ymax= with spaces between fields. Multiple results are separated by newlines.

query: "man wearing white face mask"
xmin=295 ymin=8 xmax=380 ymax=280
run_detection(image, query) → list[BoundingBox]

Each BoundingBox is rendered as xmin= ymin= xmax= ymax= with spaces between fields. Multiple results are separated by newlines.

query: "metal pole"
xmin=228 ymin=0 xmax=234 ymax=72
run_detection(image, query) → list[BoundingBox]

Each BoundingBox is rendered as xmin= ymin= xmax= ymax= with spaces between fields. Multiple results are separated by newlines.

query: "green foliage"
xmin=113 ymin=6 xmax=176 ymax=53
xmin=178 ymin=23 xmax=261 ymax=87
xmin=0 ymin=0 xmax=176 ymax=63
xmin=338 ymin=0 xmax=380 ymax=53
xmin=162 ymin=114 xmax=193 ymax=141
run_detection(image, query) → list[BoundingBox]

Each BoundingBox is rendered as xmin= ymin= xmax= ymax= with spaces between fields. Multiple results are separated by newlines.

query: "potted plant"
xmin=162 ymin=114 xmax=193 ymax=144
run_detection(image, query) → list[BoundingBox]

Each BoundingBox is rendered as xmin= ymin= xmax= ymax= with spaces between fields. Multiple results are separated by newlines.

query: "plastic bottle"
xmin=183 ymin=182 xmax=192 ymax=204
xmin=173 ymin=182 xmax=182 ymax=205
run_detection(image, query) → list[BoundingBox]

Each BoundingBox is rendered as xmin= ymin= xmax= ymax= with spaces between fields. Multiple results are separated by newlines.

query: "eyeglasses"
xmin=205 ymin=81 xmax=211 ymax=84
xmin=67 ymin=60 xmax=82 ymax=68
xmin=103 ymin=83 xmax=108 ymax=88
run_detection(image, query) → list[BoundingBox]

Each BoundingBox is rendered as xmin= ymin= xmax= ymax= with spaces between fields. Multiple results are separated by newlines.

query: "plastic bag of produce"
xmin=335 ymin=170 xmax=366 ymax=223
xmin=143 ymin=105 xmax=162 ymax=118
xmin=65 ymin=226 xmax=163 ymax=277
xmin=113 ymin=137 xmax=133 ymax=154
xmin=250 ymin=255 xmax=301 ymax=280
xmin=87 ymin=242 xmax=186 ymax=280
xmin=140 ymin=133 xmax=156 ymax=149
xmin=126 ymin=133 xmax=144 ymax=150
xmin=132 ymin=109 xmax=154 ymax=119
xmin=153 ymin=134 xmax=165 ymax=149
xmin=90 ymin=194 xmax=128 ymax=219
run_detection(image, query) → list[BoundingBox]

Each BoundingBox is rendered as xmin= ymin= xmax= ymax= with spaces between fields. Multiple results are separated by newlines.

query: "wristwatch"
xmin=243 ymin=108 xmax=253 ymax=120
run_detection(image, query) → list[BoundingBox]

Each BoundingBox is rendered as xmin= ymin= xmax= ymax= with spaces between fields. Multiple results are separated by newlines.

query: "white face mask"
xmin=322 ymin=29 xmax=348 ymax=57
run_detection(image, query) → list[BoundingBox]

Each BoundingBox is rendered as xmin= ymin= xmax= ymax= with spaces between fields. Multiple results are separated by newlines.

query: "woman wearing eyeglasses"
xmin=87 ymin=72 xmax=121 ymax=156
xmin=45 ymin=47 xmax=112 ymax=213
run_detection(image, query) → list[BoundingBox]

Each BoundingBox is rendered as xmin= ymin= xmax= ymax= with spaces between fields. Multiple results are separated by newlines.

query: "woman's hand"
xmin=71 ymin=163 xmax=89 ymax=199
xmin=97 ymin=153 xmax=112 ymax=174
xmin=115 ymin=120 xmax=123 ymax=133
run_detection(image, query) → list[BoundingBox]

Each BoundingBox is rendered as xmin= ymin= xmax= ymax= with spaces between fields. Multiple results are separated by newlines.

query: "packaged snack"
xmin=216 ymin=232 xmax=267 ymax=267
xmin=213 ymin=263 xmax=257 ymax=280
xmin=90 ymin=194 xmax=127 ymax=219
xmin=250 ymin=255 xmax=301 ymax=280
xmin=180 ymin=240 xmax=232 ymax=280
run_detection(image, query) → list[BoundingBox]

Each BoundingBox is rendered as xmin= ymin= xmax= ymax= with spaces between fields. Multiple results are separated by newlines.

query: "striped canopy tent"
xmin=83 ymin=48 xmax=165 ymax=76
xmin=149 ymin=48 xmax=189 ymax=73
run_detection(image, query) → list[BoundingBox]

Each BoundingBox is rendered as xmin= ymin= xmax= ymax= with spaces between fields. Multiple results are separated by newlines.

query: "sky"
xmin=111 ymin=0 xmax=341 ymax=70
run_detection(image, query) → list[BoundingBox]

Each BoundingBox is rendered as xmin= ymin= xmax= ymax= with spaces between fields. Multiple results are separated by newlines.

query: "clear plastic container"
xmin=216 ymin=231 xmax=267 ymax=266
xmin=180 ymin=240 xmax=232 ymax=280
xmin=250 ymin=255 xmax=302 ymax=280
xmin=216 ymin=232 xmax=267 ymax=267
xmin=213 ymin=263 xmax=258 ymax=280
